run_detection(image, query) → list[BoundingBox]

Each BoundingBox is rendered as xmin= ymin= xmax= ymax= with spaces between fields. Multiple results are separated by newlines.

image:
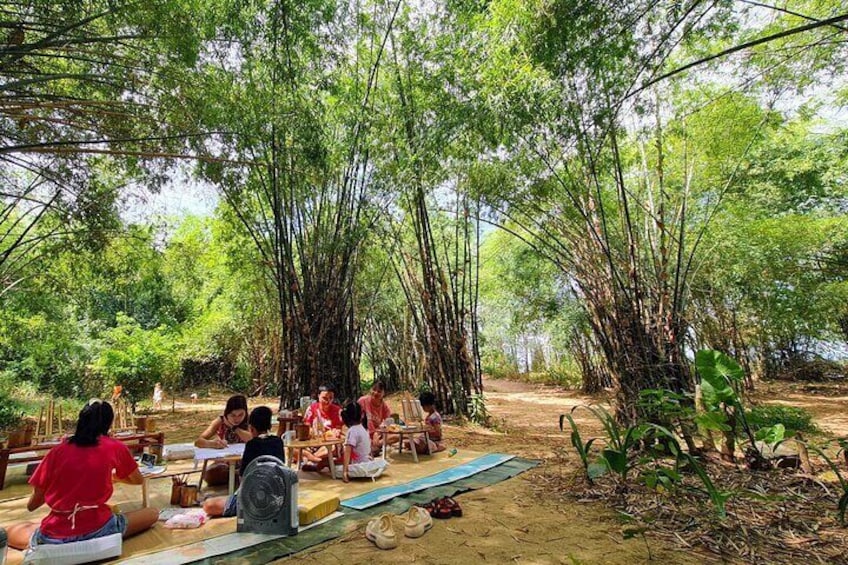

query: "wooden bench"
xmin=0 ymin=431 xmax=165 ymax=490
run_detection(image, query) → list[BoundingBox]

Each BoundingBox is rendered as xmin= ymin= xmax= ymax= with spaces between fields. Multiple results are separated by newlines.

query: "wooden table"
xmin=285 ymin=437 xmax=344 ymax=478
xmin=0 ymin=431 xmax=165 ymax=490
xmin=376 ymin=426 xmax=432 ymax=463
xmin=194 ymin=444 xmax=245 ymax=494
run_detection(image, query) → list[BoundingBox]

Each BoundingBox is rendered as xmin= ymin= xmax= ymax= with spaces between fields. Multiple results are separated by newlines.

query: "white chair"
xmin=23 ymin=533 xmax=122 ymax=565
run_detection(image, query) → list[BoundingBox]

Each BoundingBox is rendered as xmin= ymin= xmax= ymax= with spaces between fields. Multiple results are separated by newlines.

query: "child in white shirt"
xmin=337 ymin=403 xmax=388 ymax=482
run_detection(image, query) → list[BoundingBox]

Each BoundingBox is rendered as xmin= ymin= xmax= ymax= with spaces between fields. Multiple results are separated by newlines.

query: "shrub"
xmin=745 ymin=405 xmax=817 ymax=435
xmin=0 ymin=391 xmax=25 ymax=430
xmin=89 ymin=313 xmax=178 ymax=409
xmin=481 ymin=349 xmax=520 ymax=379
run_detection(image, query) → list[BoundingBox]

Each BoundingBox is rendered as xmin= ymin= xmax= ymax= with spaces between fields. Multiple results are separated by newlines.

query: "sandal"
xmin=441 ymin=497 xmax=463 ymax=517
xmin=431 ymin=499 xmax=452 ymax=519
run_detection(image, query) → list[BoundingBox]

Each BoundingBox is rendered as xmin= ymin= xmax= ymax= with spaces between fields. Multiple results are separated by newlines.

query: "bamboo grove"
xmin=1 ymin=0 xmax=847 ymax=418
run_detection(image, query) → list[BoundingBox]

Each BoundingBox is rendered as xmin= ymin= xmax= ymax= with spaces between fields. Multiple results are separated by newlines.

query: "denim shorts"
xmin=32 ymin=513 xmax=128 ymax=547
xmin=222 ymin=492 xmax=238 ymax=517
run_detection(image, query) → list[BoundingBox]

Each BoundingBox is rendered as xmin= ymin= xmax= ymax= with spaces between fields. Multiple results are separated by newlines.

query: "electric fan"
xmin=237 ymin=455 xmax=299 ymax=536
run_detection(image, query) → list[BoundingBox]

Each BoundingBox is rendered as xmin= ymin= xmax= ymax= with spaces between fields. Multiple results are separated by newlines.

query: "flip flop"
xmin=432 ymin=503 xmax=452 ymax=519
xmin=441 ymin=496 xmax=463 ymax=517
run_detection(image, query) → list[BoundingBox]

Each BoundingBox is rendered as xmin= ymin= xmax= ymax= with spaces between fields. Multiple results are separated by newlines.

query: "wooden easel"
xmin=401 ymin=394 xmax=424 ymax=425
xmin=33 ymin=400 xmax=63 ymax=443
xmin=113 ymin=398 xmax=133 ymax=431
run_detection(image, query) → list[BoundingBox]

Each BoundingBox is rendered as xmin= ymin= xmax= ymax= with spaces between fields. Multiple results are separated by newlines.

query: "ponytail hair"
xmin=68 ymin=399 xmax=114 ymax=446
xmin=341 ymin=402 xmax=365 ymax=428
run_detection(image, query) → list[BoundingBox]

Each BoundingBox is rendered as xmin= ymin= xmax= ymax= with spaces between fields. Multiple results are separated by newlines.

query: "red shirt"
xmin=357 ymin=395 xmax=392 ymax=434
xmin=29 ymin=436 xmax=138 ymax=538
xmin=303 ymin=402 xmax=343 ymax=429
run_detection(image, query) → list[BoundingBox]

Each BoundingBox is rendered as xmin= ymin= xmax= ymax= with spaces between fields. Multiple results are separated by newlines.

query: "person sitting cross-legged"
xmin=203 ymin=406 xmax=284 ymax=518
xmin=2 ymin=399 xmax=158 ymax=551
xmin=299 ymin=384 xmax=344 ymax=469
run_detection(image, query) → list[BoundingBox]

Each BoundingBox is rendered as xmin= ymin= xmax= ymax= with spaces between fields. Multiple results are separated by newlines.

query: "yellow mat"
xmin=1 ymin=447 xmax=482 ymax=564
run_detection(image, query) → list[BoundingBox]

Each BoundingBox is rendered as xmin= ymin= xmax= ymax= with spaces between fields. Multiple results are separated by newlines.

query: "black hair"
xmin=371 ymin=380 xmax=386 ymax=392
xmin=341 ymin=402 xmax=365 ymax=428
xmin=419 ymin=391 xmax=436 ymax=408
xmin=223 ymin=394 xmax=249 ymax=430
xmin=317 ymin=383 xmax=336 ymax=394
xmin=248 ymin=406 xmax=273 ymax=433
xmin=68 ymin=400 xmax=114 ymax=446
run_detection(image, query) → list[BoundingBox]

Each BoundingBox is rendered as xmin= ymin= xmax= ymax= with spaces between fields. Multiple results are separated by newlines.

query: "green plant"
xmin=695 ymin=349 xmax=765 ymax=466
xmin=0 ymin=391 xmax=26 ymax=430
xmin=468 ymin=393 xmax=490 ymax=426
xmin=574 ymin=405 xmax=647 ymax=482
xmin=650 ymin=424 xmax=734 ymax=518
xmin=745 ymin=405 xmax=817 ymax=435
xmin=559 ymin=412 xmax=601 ymax=483
xmin=803 ymin=441 xmax=848 ymax=525
xmin=637 ymin=389 xmax=700 ymax=454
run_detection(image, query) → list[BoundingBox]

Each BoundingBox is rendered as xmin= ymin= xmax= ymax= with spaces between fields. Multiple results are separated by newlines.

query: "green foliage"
xmin=803 ymin=441 xmax=848 ymax=526
xmin=568 ymin=405 xmax=647 ymax=482
xmin=481 ymin=348 xmax=520 ymax=379
xmin=468 ymin=393 xmax=490 ymax=426
xmin=695 ymin=349 xmax=744 ymax=409
xmin=559 ymin=412 xmax=600 ymax=484
xmin=745 ymin=405 xmax=817 ymax=436
xmin=650 ymin=425 xmax=734 ymax=519
xmin=90 ymin=313 xmax=178 ymax=408
xmin=0 ymin=390 xmax=26 ymax=430
xmin=754 ymin=424 xmax=785 ymax=446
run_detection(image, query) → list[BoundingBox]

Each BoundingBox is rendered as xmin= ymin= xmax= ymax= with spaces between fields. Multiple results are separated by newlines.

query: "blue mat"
xmin=341 ymin=453 xmax=515 ymax=510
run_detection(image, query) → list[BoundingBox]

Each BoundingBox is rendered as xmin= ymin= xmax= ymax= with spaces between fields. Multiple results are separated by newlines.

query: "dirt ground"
xmin=147 ymin=377 xmax=848 ymax=565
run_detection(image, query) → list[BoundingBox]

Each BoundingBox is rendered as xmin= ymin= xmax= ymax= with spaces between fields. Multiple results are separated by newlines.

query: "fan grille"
xmin=241 ymin=462 xmax=288 ymax=522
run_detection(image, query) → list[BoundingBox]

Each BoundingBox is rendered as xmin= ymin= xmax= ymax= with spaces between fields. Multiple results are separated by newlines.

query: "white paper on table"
xmin=138 ymin=465 xmax=167 ymax=476
xmin=193 ymin=443 xmax=245 ymax=461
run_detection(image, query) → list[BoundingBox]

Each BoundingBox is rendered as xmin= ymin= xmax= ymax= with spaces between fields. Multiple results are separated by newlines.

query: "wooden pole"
xmin=46 ymin=401 xmax=54 ymax=437
xmin=35 ymin=406 xmax=44 ymax=438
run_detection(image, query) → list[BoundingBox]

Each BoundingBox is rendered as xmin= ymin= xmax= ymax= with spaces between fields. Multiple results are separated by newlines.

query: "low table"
xmin=285 ymin=437 xmax=344 ymax=478
xmin=194 ymin=444 xmax=245 ymax=495
xmin=376 ymin=426 xmax=432 ymax=463
xmin=139 ymin=467 xmax=202 ymax=508
xmin=0 ymin=431 xmax=165 ymax=490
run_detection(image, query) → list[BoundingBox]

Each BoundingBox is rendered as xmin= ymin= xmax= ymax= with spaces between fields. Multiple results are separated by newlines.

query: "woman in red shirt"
xmin=4 ymin=399 xmax=158 ymax=550
xmin=300 ymin=384 xmax=343 ymax=468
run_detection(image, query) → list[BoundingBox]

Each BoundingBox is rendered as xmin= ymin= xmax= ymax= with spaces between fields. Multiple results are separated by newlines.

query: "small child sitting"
xmin=336 ymin=403 xmax=388 ymax=482
xmin=411 ymin=391 xmax=446 ymax=454
xmin=203 ymin=406 xmax=284 ymax=518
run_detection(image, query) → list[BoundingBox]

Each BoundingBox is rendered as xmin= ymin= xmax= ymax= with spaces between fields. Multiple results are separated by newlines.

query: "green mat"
xmin=188 ymin=456 xmax=539 ymax=564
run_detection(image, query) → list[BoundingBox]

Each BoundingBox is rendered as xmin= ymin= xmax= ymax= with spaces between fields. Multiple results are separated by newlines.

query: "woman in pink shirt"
xmin=357 ymin=381 xmax=392 ymax=454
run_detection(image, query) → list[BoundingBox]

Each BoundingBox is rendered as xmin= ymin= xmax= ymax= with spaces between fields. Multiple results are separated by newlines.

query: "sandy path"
xmin=271 ymin=378 xmax=699 ymax=565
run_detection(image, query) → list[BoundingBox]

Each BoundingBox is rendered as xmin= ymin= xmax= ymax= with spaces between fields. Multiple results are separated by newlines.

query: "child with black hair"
xmin=411 ymin=391 xmax=446 ymax=454
xmin=203 ymin=406 xmax=284 ymax=518
xmin=3 ymin=399 xmax=158 ymax=551
xmin=337 ymin=403 xmax=388 ymax=482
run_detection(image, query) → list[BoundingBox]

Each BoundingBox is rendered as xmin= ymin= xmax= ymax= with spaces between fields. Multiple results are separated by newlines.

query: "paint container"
xmin=179 ymin=485 xmax=199 ymax=507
